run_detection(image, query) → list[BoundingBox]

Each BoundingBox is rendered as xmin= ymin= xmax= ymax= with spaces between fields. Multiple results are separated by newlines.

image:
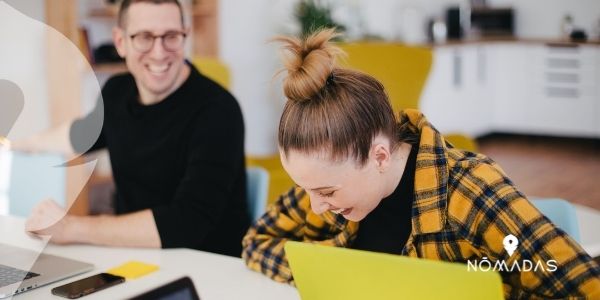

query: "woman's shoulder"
xmin=445 ymin=148 xmax=522 ymax=225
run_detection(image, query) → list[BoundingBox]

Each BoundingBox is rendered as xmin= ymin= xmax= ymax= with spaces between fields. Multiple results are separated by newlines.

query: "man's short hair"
xmin=118 ymin=0 xmax=184 ymax=29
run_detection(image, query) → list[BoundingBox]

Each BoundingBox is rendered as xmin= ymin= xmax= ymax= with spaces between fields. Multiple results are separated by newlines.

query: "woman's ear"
xmin=371 ymin=140 xmax=392 ymax=173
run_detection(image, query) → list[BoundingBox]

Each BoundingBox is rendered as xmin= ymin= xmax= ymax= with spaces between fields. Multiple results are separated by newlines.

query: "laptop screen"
xmin=284 ymin=241 xmax=504 ymax=300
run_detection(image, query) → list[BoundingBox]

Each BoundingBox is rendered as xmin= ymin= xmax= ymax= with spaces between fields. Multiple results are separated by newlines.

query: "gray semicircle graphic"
xmin=0 ymin=79 xmax=24 ymax=137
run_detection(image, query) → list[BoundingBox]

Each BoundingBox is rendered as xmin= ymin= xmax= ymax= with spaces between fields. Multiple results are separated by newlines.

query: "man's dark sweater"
xmin=70 ymin=62 xmax=249 ymax=257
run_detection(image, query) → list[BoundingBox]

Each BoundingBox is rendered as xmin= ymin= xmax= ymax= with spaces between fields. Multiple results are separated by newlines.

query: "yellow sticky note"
xmin=107 ymin=261 xmax=159 ymax=280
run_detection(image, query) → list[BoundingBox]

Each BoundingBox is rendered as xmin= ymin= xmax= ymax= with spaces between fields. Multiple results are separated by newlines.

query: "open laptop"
xmin=129 ymin=276 xmax=201 ymax=300
xmin=284 ymin=241 xmax=504 ymax=300
xmin=0 ymin=244 xmax=93 ymax=298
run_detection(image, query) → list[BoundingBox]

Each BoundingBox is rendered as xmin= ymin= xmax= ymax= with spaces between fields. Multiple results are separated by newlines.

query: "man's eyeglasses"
xmin=129 ymin=31 xmax=186 ymax=53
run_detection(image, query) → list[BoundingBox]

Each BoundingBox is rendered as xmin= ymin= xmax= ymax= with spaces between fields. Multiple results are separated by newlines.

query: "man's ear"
xmin=112 ymin=27 xmax=127 ymax=58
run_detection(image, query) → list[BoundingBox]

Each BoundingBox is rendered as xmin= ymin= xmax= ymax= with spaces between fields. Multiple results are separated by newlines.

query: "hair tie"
xmin=326 ymin=73 xmax=335 ymax=86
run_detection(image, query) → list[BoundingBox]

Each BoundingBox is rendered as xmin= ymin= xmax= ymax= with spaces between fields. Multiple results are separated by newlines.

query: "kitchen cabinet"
xmin=421 ymin=44 xmax=492 ymax=137
xmin=488 ymin=43 xmax=535 ymax=134
xmin=527 ymin=44 xmax=598 ymax=137
xmin=421 ymin=41 xmax=600 ymax=138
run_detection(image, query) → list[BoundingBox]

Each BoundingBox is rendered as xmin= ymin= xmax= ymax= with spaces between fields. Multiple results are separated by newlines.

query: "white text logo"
xmin=467 ymin=234 xmax=557 ymax=273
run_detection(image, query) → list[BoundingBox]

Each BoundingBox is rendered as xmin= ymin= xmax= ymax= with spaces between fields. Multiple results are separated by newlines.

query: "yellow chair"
xmin=339 ymin=42 xmax=478 ymax=152
xmin=338 ymin=42 xmax=432 ymax=111
xmin=444 ymin=134 xmax=479 ymax=152
xmin=192 ymin=57 xmax=231 ymax=90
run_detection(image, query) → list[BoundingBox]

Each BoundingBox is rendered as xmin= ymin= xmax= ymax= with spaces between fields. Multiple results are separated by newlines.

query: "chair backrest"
xmin=444 ymin=133 xmax=479 ymax=152
xmin=192 ymin=57 xmax=231 ymax=90
xmin=338 ymin=42 xmax=433 ymax=113
xmin=246 ymin=167 xmax=269 ymax=221
xmin=531 ymin=198 xmax=581 ymax=242
xmin=6 ymin=152 xmax=65 ymax=217
xmin=339 ymin=43 xmax=479 ymax=152
xmin=246 ymin=155 xmax=296 ymax=206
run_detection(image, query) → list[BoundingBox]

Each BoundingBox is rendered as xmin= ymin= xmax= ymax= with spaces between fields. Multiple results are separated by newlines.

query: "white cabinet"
xmin=420 ymin=44 xmax=492 ymax=137
xmin=462 ymin=45 xmax=494 ymax=136
xmin=488 ymin=43 xmax=535 ymax=133
xmin=526 ymin=44 xmax=598 ymax=137
xmin=422 ymin=42 xmax=600 ymax=138
xmin=420 ymin=46 xmax=460 ymax=132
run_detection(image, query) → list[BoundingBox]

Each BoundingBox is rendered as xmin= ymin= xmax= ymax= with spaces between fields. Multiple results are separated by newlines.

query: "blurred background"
xmin=2 ymin=0 xmax=599 ymax=213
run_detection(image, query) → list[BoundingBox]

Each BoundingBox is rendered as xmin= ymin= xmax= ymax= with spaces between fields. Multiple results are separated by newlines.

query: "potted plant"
xmin=295 ymin=0 xmax=345 ymax=37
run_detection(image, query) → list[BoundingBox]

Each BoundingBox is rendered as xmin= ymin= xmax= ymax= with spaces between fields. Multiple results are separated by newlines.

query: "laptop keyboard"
xmin=0 ymin=264 xmax=40 ymax=287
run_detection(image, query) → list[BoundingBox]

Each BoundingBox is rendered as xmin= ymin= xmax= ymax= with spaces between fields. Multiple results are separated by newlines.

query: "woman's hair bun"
xmin=274 ymin=28 xmax=343 ymax=102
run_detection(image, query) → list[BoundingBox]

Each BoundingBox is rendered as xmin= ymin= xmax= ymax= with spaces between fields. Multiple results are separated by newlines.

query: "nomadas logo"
xmin=467 ymin=234 xmax=557 ymax=273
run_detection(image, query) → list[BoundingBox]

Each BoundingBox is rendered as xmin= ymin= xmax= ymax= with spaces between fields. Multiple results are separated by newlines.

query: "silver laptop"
xmin=0 ymin=243 xmax=93 ymax=298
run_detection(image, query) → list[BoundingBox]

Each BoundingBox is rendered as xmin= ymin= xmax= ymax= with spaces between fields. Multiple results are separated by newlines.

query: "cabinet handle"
xmin=453 ymin=51 xmax=462 ymax=88
xmin=546 ymin=87 xmax=579 ymax=98
xmin=546 ymin=72 xmax=579 ymax=84
xmin=477 ymin=47 xmax=485 ymax=83
xmin=546 ymin=58 xmax=579 ymax=69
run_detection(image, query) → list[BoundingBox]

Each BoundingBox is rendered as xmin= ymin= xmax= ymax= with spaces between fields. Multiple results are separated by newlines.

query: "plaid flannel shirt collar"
xmin=402 ymin=109 xmax=450 ymax=235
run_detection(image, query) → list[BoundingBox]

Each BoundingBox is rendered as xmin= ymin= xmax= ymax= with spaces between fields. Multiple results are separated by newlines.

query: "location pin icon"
xmin=0 ymin=79 xmax=24 ymax=139
xmin=503 ymin=234 xmax=519 ymax=257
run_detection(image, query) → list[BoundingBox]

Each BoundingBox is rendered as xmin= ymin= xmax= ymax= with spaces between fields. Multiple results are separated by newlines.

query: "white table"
xmin=2 ymin=203 xmax=599 ymax=300
xmin=0 ymin=216 xmax=300 ymax=300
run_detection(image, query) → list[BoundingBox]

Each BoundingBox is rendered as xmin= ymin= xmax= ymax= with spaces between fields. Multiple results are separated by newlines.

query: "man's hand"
xmin=25 ymin=199 xmax=74 ymax=244
xmin=1 ymin=122 xmax=77 ymax=156
xmin=2 ymin=135 xmax=41 ymax=153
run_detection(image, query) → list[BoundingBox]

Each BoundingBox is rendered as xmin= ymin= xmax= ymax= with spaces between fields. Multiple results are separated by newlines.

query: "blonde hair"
xmin=276 ymin=28 xmax=416 ymax=165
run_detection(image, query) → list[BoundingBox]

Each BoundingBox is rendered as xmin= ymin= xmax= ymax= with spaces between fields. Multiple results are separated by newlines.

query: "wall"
xmin=220 ymin=0 xmax=296 ymax=156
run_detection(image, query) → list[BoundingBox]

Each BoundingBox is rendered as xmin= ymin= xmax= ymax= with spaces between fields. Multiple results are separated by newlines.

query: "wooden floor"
xmin=477 ymin=134 xmax=600 ymax=210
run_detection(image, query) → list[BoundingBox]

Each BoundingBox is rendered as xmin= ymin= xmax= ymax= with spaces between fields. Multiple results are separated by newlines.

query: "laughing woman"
xmin=242 ymin=28 xmax=600 ymax=299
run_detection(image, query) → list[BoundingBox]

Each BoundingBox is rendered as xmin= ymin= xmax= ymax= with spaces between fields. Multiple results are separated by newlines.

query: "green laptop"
xmin=284 ymin=241 xmax=504 ymax=300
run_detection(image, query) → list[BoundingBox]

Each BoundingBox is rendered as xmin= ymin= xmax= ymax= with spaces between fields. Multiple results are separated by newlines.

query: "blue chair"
xmin=7 ymin=152 xmax=65 ymax=217
xmin=531 ymin=198 xmax=581 ymax=242
xmin=246 ymin=167 xmax=269 ymax=221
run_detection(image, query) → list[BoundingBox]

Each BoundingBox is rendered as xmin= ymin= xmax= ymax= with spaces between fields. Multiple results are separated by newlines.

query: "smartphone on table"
xmin=51 ymin=272 xmax=125 ymax=299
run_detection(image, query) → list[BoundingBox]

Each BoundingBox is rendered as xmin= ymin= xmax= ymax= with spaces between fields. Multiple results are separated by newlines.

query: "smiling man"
xmin=13 ymin=0 xmax=249 ymax=257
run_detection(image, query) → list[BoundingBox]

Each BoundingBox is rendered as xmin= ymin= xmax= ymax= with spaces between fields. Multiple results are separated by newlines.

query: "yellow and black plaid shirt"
xmin=242 ymin=109 xmax=600 ymax=299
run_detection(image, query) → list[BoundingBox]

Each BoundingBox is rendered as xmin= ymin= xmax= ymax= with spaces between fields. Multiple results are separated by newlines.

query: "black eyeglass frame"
xmin=128 ymin=31 xmax=187 ymax=53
